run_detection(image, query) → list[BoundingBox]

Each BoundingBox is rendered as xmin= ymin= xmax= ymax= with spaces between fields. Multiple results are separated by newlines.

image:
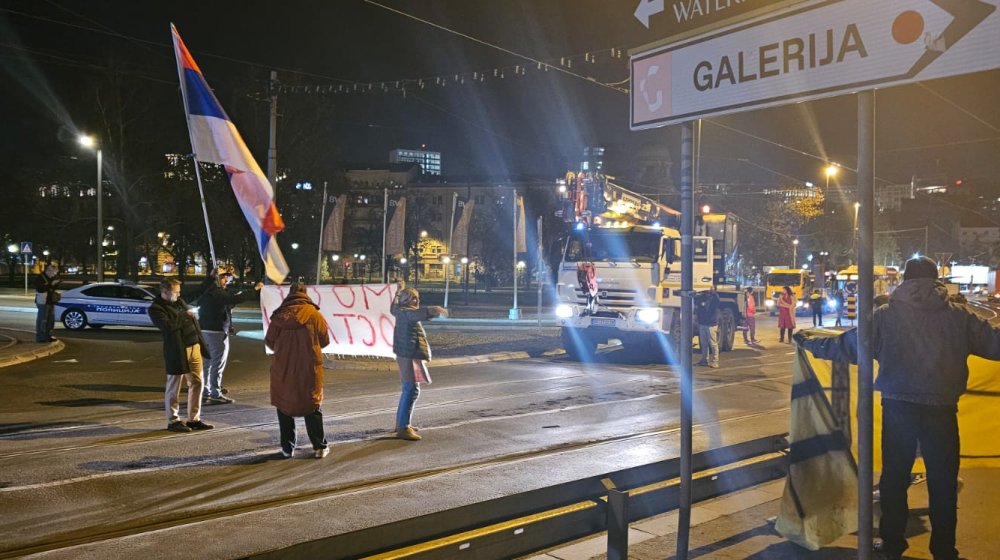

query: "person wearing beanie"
xmin=390 ymin=280 xmax=447 ymax=441
xmin=265 ymin=283 xmax=331 ymax=459
xmin=793 ymin=257 xmax=1000 ymax=560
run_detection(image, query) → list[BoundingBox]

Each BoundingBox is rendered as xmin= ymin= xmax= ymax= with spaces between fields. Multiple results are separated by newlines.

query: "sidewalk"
xmin=0 ymin=326 xmax=64 ymax=368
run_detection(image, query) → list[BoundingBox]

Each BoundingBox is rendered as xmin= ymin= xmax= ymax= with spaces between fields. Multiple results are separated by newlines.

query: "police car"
xmin=56 ymin=282 xmax=158 ymax=330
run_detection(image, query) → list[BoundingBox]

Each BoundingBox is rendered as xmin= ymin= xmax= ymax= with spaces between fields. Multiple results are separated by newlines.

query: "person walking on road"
xmin=834 ymin=288 xmax=846 ymax=327
xmin=794 ymin=256 xmax=1000 ymax=560
xmin=197 ymin=268 xmax=263 ymax=405
xmin=694 ymin=286 xmax=721 ymax=368
xmin=265 ymin=283 xmax=331 ymax=459
xmin=34 ymin=264 xmax=61 ymax=342
xmin=743 ymin=286 xmax=759 ymax=345
xmin=777 ymin=286 xmax=797 ymax=343
xmin=391 ymin=281 xmax=447 ymax=440
xmin=809 ymin=288 xmax=825 ymax=327
xmin=149 ymin=278 xmax=214 ymax=433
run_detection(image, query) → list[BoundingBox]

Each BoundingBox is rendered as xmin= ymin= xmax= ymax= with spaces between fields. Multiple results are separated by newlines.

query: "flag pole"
xmin=170 ymin=24 xmax=216 ymax=269
xmin=444 ymin=192 xmax=457 ymax=309
xmin=382 ymin=187 xmax=389 ymax=283
xmin=315 ymin=180 xmax=328 ymax=284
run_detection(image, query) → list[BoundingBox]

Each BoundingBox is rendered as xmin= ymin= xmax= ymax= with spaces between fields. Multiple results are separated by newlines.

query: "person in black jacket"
xmin=694 ymin=286 xmax=721 ymax=368
xmin=34 ymin=264 xmax=61 ymax=342
xmin=391 ymin=281 xmax=446 ymax=441
xmin=197 ymin=268 xmax=262 ymax=404
xmin=795 ymin=257 xmax=1000 ymax=560
xmin=149 ymin=278 xmax=213 ymax=433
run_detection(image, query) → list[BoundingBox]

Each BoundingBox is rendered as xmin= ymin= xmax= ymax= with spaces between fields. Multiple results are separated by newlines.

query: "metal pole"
xmin=382 ymin=187 xmax=389 ymax=284
xmin=191 ymin=154 xmax=218 ymax=268
xmin=96 ymin=149 xmax=103 ymax=282
xmin=316 ymin=181 xmax=328 ymax=284
xmin=856 ymin=89 xmax=876 ymax=560
xmin=924 ymin=226 xmax=928 ymax=255
xmin=23 ymin=252 xmax=28 ymax=294
xmin=444 ymin=193 xmax=456 ymax=309
xmin=676 ymin=120 xmax=696 ymax=560
xmin=537 ymin=216 xmax=543 ymax=327
xmin=510 ymin=188 xmax=519 ymax=318
xmin=267 ymin=70 xmax=279 ymax=193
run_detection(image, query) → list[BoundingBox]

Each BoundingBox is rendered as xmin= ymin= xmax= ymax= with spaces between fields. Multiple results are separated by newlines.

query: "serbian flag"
xmin=170 ymin=24 xmax=289 ymax=283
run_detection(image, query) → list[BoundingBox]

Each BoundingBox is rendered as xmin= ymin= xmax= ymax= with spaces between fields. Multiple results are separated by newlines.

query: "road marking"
xmin=109 ymin=359 xmax=135 ymax=363
xmin=53 ymin=358 xmax=79 ymax=363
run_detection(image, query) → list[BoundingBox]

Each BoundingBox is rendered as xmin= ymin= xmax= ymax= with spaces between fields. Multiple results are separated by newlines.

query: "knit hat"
xmin=902 ymin=256 xmax=938 ymax=281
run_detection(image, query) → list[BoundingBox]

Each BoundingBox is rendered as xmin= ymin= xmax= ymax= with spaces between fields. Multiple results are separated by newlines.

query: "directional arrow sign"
xmin=631 ymin=0 xmax=1000 ymax=129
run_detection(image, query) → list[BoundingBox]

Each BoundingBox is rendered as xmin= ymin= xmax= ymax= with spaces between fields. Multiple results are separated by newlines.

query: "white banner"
xmin=260 ymin=283 xmax=400 ymax=358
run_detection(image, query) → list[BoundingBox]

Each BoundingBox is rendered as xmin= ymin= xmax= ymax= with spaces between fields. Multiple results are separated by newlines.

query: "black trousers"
xmin=276 ymin=407 xmax=327 ymax=452
xmin=879 ymin=399 xmax=960 ymax=560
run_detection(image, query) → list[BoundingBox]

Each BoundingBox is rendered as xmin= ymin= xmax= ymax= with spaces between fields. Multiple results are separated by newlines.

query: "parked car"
xmin=56 ymin=282 xmax=158 ymax=330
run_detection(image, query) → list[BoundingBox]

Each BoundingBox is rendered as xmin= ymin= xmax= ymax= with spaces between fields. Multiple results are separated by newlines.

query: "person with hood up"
xmin=794 ymin=256 xmax=1000 ymax=560
xmin=265 ymin=284 xmax=331 ymax=459
xmin=391 ymin=280 xmax=447 ymax=441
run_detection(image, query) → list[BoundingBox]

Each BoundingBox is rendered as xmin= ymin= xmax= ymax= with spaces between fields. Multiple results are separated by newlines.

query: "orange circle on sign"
xmin=892 ymin=10 xmax=924 ymax=44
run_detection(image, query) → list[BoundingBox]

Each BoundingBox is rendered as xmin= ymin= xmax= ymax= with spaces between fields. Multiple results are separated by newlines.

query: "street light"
xmin=852 ymin=201 xmax=861 ymax=255
xmin=78 ymin=134 xmax=103 ymax=282
xmin=792 ymin=238 xmax=799 ymax=268
xmin=824 ymin=164 xmax=839 ymax=191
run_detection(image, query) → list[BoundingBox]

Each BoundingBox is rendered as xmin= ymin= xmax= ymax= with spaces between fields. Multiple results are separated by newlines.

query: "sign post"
xmin=20 ymin=242 xmax=32 ymax=295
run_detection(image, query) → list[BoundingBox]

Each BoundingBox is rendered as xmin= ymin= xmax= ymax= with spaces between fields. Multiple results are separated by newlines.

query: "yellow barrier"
xmin=805 ymin=352 xmax=1000 ymax=470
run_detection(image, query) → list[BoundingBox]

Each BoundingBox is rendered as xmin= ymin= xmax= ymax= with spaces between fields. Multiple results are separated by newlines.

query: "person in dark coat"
xmin=808 ymin=288 xmax=824 ymax=327
xmin=196 ymin=268 xmax=262 ymax=405
xmin=265 ymin=284 xmax=331 ymax=459
xmin=148 ymin=278 xmax=213 ymax=433
xmin=34 ymin=264 xmax=61 ymax=342
xmin=694 ymin=286 xmax=720 ymax=368
xmin=794 ymin=256 xmax=1000 ymax=560
xmin=391 ymin=281 xmax=446 ymax=441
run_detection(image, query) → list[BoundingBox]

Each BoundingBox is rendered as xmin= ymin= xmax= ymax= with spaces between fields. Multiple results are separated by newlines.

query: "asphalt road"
xmin=0 ymin=303 xmax=800 ymax=559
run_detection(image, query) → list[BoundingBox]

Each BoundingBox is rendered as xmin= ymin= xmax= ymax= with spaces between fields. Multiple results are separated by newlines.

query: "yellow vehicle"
xmin=835 ymin=265 xmax=899 ymax=296
xmin=764 ymin=268 xmax=813 ymax=315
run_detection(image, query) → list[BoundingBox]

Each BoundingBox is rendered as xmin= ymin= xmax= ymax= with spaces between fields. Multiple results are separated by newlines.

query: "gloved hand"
xmin=792 ymin=331 xmax=807 ymax=346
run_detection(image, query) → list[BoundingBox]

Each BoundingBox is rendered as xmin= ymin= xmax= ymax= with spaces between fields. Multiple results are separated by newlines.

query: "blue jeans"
xmin=276 ymin=407 xmax=327 ymax=452
xmin=201 ymin=331 xmax=229 ymax=398
xmin=394 ymin=358 xmax=421 ymax=430
xmin=35 ymin=304 xmax=54 ymax=342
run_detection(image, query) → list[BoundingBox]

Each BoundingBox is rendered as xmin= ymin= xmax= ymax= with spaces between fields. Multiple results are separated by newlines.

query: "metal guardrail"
xmin=251 ymin=434 xmax=789 ymax=560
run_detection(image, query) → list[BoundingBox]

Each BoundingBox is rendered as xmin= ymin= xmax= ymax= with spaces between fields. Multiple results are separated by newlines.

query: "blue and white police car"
xmin=56 ymin=282 xmax=158 ymax=330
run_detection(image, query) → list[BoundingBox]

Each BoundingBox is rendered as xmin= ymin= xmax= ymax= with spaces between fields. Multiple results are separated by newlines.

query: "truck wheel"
xmin=718 ymin=308 xmax=736 ymax=351
xmin=561 ymin=327 xmax=597 ymax=362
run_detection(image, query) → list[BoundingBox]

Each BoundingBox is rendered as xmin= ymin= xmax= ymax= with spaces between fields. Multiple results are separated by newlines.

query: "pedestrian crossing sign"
xmin=20 ymin=242 xmax=32 ymax=254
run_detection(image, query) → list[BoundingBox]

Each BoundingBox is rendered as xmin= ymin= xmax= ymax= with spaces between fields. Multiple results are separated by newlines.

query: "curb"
xmin=0 ymin=337 xmax=65 ymax=369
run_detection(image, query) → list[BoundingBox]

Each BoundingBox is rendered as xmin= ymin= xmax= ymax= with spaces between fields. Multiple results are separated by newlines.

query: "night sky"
xmin=2 ymin=0 xmax=999 ymax=189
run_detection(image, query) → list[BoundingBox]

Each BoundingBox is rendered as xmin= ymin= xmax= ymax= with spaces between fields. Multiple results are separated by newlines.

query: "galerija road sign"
xmin=630 ymin=0 xmax=1000 ymax=130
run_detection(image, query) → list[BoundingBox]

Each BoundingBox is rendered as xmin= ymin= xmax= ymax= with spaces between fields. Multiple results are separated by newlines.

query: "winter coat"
xmin=196 ymin=278 xmax=250 ymax=333
xmin=799 ymin=278 xmax=1000 ymax=406
xmin=391 ymin=303 xmax=433 ymax=360
xmin=809 ymin=292 xmax=824 ymax=312
xmin=265 ymin=292 xmax=330 ymax=417
xmin=34 ymin=273 xmax=61 ymax=305
xmin=694 ymin=290 xmax=720 ymax=327
xmin=777 ymin=293 xmax=797 ymax=329
xmin=149 ymin=296 xmax=209 ymax=375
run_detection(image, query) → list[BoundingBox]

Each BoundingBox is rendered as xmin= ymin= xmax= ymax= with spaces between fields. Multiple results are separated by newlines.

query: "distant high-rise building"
xmin=390 ymin=147 xmax=441 ymax=176
xmin=580 ymin=146 xmax=605 ymax=173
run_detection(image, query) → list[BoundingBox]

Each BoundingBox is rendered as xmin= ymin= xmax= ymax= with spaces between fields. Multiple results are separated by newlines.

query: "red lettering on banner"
xmin=332 ymin=285 xmax=357 ymax=308
xmin=379 ymin=313 xmax=395 ymax=347
xmin=307 ymin=286 xmax=323 ymax=307
xmin=355 ymin=314 xmax=377 ymax=346
xmin=361 ymin=284 xmax=393 ymax=310
xmin=331 ymin=313 xmax=355 ymax=344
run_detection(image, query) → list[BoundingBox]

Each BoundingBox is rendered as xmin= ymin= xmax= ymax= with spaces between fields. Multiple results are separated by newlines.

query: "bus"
xmin=835 ymin=265 xmax=899 ymax=296
xmin=764 ymin=268 xmax=814 ymax=316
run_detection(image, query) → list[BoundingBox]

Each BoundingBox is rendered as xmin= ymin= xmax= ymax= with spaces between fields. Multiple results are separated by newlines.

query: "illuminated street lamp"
xmin=824 ymin=164 xmax=839 ymax=191
xmin=78 ymin=134 xmax=103 ymax=281
xmin=792 ymin=238 xmax=799 ymax=268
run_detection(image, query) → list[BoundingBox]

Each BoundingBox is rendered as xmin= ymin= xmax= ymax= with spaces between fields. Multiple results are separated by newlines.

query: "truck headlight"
xmin=555 ymin=304 xmax=574 ymax=318
xmin=636 ymin=308 xmax=661 ymax=324
xmin=796 ymin=301 xmax=804 ymax=308
xmin=765 ymin=299 xmax=775 ymax=308
xmin=827 ymin=298 xmax=837 ymax=308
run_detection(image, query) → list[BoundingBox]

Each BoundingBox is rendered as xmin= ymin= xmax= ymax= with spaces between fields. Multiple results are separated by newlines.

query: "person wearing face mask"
xmin=149 ymin=278 xmax=213 ymax=433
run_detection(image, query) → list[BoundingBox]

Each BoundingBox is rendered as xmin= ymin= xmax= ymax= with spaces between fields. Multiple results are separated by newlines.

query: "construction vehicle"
xmin=763 ymin=268 xmax=814 ymax=316
xmin=553 ymin=171 xmax=747 ymax=361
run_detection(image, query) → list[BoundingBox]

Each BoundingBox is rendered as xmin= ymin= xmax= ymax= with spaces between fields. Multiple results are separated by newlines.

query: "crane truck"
xmin=553 ymin=171 xmax=747 ymax=361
